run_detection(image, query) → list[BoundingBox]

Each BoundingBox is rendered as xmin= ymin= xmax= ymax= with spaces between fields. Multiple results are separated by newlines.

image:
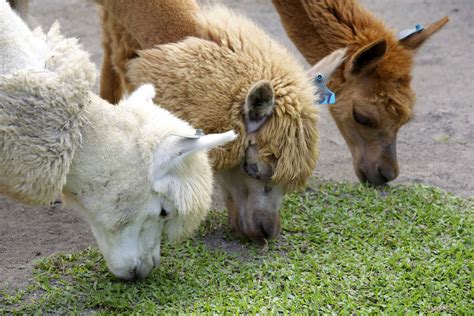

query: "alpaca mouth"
xmin=357 ymin=168 xmax=391 ymax=187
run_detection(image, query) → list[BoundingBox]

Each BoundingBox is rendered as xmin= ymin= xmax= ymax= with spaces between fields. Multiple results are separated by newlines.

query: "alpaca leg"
xmin=100 ymin=10 xmax=142 ymax=103
xmin=99 ymin=11 xmax=125 ymax=104
xmin=99 ymin=42 xmax=124 ymax=104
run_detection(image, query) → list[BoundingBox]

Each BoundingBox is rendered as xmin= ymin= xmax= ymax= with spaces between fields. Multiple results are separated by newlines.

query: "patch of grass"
xmin=1 ymin=182 xmax=472 ymax=314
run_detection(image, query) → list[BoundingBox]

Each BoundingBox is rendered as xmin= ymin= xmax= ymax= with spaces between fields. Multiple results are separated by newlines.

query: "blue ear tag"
xmin=314 ymin=73 xmax=336 ymax=105
xmin=170 ymin=128 xmax=204 ymax=139
xmin=398 ymin=23 xmax=424 ymax=40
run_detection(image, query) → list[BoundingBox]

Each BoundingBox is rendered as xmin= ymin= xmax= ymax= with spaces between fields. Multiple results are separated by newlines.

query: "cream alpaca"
xmin=0 ymin=1 xmax=235 ymax=280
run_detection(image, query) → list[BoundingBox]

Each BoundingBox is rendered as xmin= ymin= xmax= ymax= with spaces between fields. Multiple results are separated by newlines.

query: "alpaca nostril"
xmin=378 ymin=166 xmax=397 ymax=183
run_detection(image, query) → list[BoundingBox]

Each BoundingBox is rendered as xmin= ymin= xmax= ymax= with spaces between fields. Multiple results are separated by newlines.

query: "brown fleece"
xmin=96 ymin=0 xmax=199 ymax=49
xmin=99 ymin=3 xmax=319 ymax=191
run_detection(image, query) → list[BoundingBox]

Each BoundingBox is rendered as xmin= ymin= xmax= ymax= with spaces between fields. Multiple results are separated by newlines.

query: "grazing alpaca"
xmin=98 ymin=0 xmax=345 ymax=241
xmin=0 ymin=1 xmax=235 ymax=280
xmin=272 ymin=0 xmax=449 ymax=185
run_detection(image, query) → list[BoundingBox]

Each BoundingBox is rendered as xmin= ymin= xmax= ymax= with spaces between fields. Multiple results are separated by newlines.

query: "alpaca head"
xmin=217 ymin=49 xmax=346 ymax=241
xmin=327 ymin=17 xmax=449 ymax=186
xmin=64 ymin=85 xmax=236 ymax=280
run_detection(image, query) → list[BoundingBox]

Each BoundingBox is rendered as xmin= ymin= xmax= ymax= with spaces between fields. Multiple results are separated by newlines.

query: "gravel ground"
xmin=1 ymin=0 xmax=472 ymax=289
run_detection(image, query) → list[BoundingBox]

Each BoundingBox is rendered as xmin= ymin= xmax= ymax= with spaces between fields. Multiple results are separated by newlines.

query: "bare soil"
xmin=1 ymin=0 xmax=472 ymax=290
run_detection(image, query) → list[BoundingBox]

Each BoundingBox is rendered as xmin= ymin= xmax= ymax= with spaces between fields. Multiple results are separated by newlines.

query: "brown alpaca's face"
xmin=216 ymin=163 xmax=283 ymax=242
xmin=216 ymin=80 xmax=284 ymax=241
xmin=325 ymin=39 xmax=419 ymax=186
xmin=330 ymin=74 xmax=414 ymax=185
xmin=322 ymin=17 xmax=449 ymax=185
xmin=217 ymin=50 xmax=347 ymax=241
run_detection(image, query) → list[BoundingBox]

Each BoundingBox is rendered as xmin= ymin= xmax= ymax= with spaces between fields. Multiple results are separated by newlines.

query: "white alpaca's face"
xmin=64 ymin=84 xmax=237 ymax=280
xmin=67 ymin=132 xmax=235 ymax=280
xmin=84 ymin=186 xmax=178 ymax=281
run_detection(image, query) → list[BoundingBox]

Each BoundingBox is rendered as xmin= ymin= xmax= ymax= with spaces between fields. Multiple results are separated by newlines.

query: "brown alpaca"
xmin=97 ymin=1 xmax=345 ymax=241
xmin=272 ymin=0 xmax=449 ymax=185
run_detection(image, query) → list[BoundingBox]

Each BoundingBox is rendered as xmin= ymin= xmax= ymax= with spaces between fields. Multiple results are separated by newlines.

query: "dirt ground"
xmin=1 ymin=0 xmax=472 ymax=289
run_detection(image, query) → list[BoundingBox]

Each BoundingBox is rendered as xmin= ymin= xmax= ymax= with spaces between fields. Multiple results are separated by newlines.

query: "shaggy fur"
xmin=0 ymin=8 xmax=95 ymax=204
xmin=272 ymin=0 xmax=448 ymax=185
xmin=102 ymin=4 xmax=319 ymax=192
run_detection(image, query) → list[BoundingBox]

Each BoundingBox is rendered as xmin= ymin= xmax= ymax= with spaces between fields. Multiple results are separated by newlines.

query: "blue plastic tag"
xmin=170 ymin=128 xmax=204 ymax=139
xmin=313 ymin=73 xmax=336 ymax=105
xmin=398 ymin=23 xmax=424 ymax=40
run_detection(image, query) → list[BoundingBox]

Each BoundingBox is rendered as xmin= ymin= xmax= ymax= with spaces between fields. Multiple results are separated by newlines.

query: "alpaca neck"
xmin=273 ymin=0 xmax=386 ymax=65
xmin=272 ymin=0 xmax=338 ymax=65
xmin=98 ymin=0 xmax=200 ymax=49
xmin=0 ymin=0 xmax=46 ymax=74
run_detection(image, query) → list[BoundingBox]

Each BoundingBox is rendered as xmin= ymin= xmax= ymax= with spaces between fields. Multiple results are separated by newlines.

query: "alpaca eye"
xmin=160 ymin=208 xmax=169 ymax=217
xmin=353 ymin=110 xmax=373 ymax=127
xmin=244 ymin=161 xmax=260 ymax=179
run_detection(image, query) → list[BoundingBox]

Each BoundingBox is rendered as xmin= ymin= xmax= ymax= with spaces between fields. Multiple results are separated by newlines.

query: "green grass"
xmin=1 ymin=182 xmax=472 ymax=314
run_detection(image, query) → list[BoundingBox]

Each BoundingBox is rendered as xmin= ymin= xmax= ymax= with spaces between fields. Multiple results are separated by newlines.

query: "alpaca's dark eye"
xmin=160 ymin=208 xmax=168 ymax=217
xmin=353 ymin=110 xmax=373 ymax=127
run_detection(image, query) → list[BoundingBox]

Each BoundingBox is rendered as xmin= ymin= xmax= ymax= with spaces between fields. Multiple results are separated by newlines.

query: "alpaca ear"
xmin=244 ymin=80 xmax=275 ymax=133
xmin=349 ymin=39 xmax=387 ymax=75
xmin=152 ymin=131 xmax=237 ymax=182
xmin=399 ymin=16 xmax=449 ymax=50
xmin=307 ymin=48 xmax=346 ymax=79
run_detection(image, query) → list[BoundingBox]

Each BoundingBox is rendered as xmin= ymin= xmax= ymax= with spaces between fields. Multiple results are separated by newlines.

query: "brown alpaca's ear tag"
xmin=399 ymin=17 xmax=449 ymax=50
xmin=398 ymin=24 xmax=424 ymax=40
xmin=313 ymin=74 xmax=335 ymax=105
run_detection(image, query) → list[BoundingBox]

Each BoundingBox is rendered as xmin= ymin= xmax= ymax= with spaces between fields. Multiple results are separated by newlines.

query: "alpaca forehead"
xmin=345 ymin=74 xmax=414 ymax=124
xmin=353 ymin=92 xmax=413 ymax=122
xmin=377 ymin=84 xmax=414 ymax=124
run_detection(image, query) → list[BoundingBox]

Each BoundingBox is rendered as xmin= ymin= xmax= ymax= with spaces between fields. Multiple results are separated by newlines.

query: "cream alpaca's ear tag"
xmin=314 ymin=74 xmax=336 ymax=105
xmin=398 ymin=24 xmax=424 ymax=40
xmin=170 ymin=128 xmax=205 ymax=139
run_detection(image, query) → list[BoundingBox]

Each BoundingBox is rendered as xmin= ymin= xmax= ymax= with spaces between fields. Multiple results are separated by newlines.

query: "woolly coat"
xmin=0 ymin=14 xmax=214 ymax=241
xmin=124 ymin=6 xmax=320 ymax=191
xmin=0 ymin=23 xmax=95 ymax=205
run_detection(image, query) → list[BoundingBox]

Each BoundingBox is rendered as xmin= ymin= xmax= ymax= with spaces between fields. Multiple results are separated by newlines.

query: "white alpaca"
xmin=0 ymin=1 xmax=236 ymax=280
